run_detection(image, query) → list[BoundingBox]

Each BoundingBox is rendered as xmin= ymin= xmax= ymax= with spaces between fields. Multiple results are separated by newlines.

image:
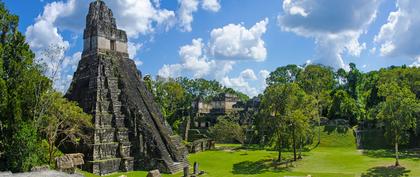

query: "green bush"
xmin=3 ymin=123 xmax=44 ymax=172
xmin=209 ymin=119 xmax=245 ymax=144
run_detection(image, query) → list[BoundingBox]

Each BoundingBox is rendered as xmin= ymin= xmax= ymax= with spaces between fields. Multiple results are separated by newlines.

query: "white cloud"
xmin=283 ymin=0 xmax=308 ymax=17
xmin=128 ymin=42 xmax=143 ymax=59
xmin=202 ymin=0 xmax=221 ymax=12
xmin=105 ymin=0 xmax=176 ymax=38
xmin=222 ymin=76 xmax=258 ymax=97
xmin=410 ymin=57 xmax=420 ymax=67
xmin=209 ymin=18 xmax=269 ymax=61
xmin=158 ymin=19 xmax=269 ymax=96
xmin=278 ymin=0 xmax=380 ymax=69
xmin=240 ymin=69 xmax=257 ymax=80
xmin=25 ymin=0 xmax=71 ymax=52
xmin=374 ymin=0 xmax=420 ymax=64
xmin=128 ymin=42 xmax=144 ymax=68
xmin=259 ymin=70 xmax=270 ymax=79
xmin=177 ymin=0 xmax=222 ymax=32
xmin=221 ymin=69 xmax=269 ymax=97
xmin=259 ymin=69 xmax=270 ymax=91
xmin=178 ymin=0 xmax=199 ymax=32
xmin=158 ymin=38 xmax=233 ymax=79
xmin=29 ymin=0 xmax=176 ymax=38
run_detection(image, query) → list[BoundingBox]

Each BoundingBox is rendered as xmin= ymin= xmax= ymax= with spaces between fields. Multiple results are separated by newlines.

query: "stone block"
xmin=116 ymin=129 xmax=129 ymax=142
xmin=118 ymin=142 xmax=131 ymax=158
xmin=147 ymin=170 xmax=161 ymax=177
xmin=94 ymin=128 xmax=115 ymax=143
xmin=92 ymin=143 xmax=118 ymax=160
xmin=88 ymin=158 xmax=121 ymax=176
xmin=120 ymin=157 xmax=134 ymax=172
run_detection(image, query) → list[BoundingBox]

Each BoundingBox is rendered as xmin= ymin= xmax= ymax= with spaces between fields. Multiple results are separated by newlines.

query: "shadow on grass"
xmin=361 ymin=166 xmax=411 ymax=177
xmin=363 ymin=149 xmax=420 ymax=161
xmin=232 ymin=159 xmax=289 ymax=175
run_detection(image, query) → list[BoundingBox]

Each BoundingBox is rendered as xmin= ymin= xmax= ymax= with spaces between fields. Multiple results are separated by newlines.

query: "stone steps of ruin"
xmin=167 ymin=162 xmax=184 ymax=174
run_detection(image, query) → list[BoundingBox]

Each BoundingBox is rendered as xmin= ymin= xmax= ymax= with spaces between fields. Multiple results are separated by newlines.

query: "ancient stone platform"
xmin=65 ymin=1 xmax=188 ymax=175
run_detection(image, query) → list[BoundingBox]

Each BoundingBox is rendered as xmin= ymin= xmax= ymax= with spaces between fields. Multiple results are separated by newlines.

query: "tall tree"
xmin=298 ymin=65 xmax=335 ymax=144
xmin=260 ymin=83 xmax=315 ymax=162
xmin=328 ymin=90 xmax=360 ymax=125
xmin=0 ymin=2 xmax=50 ymax=172
xmin=376 ymin=82 xmax=419 ymax=166
xmin=266 ymin=64 xmax=302 ymax=86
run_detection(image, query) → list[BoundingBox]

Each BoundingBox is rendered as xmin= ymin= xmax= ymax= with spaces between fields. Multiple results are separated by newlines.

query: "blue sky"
xmin=4 ymin=0 xmax=420 ymax=96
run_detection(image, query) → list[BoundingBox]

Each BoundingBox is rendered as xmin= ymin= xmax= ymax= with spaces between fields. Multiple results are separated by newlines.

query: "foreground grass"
xmin=82 ymin=127 xmax=420 ymax=177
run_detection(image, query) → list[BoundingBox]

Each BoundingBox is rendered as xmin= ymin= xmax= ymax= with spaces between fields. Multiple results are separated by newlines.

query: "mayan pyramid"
xmin=65 ymin=1 xmax=188 ymax=175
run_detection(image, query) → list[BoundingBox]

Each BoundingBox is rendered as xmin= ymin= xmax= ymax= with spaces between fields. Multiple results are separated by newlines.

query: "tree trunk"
xmin=277 ymin=139 xmax=282 ymax=162
xmin=277 ymin=148 xmax=282 ymax=162
xmin=48 ymin=140 xmax=53 ymax=166
xmin=298 ymin=138 xmax=302 ymax=159
xmin=292 ymin=128 xmax=297 ymax=161
xmin=395 ymin=142 xmax=400 ymax=166
xmin=316 ymin=97 xmax=321 ymax=145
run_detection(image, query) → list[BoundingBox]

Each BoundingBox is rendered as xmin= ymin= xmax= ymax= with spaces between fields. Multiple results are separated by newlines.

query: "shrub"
xmin=209 ymin=119 xmax=245 ymax=144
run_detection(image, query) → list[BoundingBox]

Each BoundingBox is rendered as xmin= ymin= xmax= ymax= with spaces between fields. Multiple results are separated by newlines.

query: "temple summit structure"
xmin=65 ymin=1 xmax=188 ymax=175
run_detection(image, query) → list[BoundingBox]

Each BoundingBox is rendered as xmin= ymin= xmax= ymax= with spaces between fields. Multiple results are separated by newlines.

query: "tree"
xmin=153 ymin=78 xmax=190 ymax=131
xmin=266 ymin=64 xmax=302 ymax=86
xmin=328 ymin=90 xmax=360 ymax=125
xmin=37 ymin=92 xmax=92 ymax=166
xmin=209 ymin=118 xmax=245 ymax=144
xmin=0 ymin=2 xmax=50 ymax=171
xmin=376 ymin=82 xmax=419 ymax=166
xmin=260 ymin=83 xmax=315 ymax=162
xmin=298 ymin=65 xmax=335 ymax=144
xmin=347 ymin=63 xmax=363 ymax=100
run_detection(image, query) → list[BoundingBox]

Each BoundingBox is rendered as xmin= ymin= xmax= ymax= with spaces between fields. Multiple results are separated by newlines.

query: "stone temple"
xmin=65 ymin=1 xmax=188 ymax=175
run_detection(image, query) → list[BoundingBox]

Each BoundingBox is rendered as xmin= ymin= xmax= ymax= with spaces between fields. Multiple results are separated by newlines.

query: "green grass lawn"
xmin=82 ymin=127 xmax=420 ymax=177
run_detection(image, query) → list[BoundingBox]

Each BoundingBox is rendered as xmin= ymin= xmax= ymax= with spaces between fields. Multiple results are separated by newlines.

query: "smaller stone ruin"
xmin=56 ymin=153 xmax=85 ymax=174
xmin=146 ymin=170 xmax=161 ymax=177
xmin=186 ymin=139 xmax=215 ymax=153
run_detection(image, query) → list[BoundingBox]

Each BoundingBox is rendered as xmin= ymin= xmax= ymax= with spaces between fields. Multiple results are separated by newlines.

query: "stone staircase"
xmin=85 ymin=58 xmax=134 ymax=175
xmin=167 ymin=135 xmax=189 ymax=173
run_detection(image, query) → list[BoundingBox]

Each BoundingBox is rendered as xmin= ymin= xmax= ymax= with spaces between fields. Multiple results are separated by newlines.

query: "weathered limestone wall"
xmin=84 ymin=37 xmax=128 ymax=54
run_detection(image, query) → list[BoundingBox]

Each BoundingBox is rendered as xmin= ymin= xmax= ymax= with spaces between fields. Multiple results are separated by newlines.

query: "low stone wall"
xmin=186 ymin=139 xmax=215 ymax=153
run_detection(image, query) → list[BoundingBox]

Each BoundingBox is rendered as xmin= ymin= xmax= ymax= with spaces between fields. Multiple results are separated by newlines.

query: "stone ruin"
xmin=56 ymin=153 xmax=84 ymax=174
xmin=65 ymin=0 xmax=188 ymax=175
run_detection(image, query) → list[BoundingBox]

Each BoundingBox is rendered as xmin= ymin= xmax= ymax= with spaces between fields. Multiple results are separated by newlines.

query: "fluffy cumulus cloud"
xmin=202 ymin=0 xmax=221 ymax=12
xmin=278 ymin=0 xmax=380 ymax=69
xmin=209 ymin=18 xmax=268 ymax=61
xmin=158 ymin=38 xmax=233 ymax=79
xmin=221 ymin=69 xmax=269 ymax=97
xmin=104 ymin=0 xmax=176 ymax=38
xmin=25 ymin=0 xmax=72 ymax=52
xmin=178 ymin=0 xmax=199 ymax=32
xmin=127 ymin=42 xmax=144 ymax=67
xmin=177 ymin=0 xmax=221 ymax=32
xmin=410 ymin=57 xmax=420 ymax=67
xmin=158 ymin=19 xmax=269 ymax=96
xmin=374 ymin=0 xmax=420 ymax=66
